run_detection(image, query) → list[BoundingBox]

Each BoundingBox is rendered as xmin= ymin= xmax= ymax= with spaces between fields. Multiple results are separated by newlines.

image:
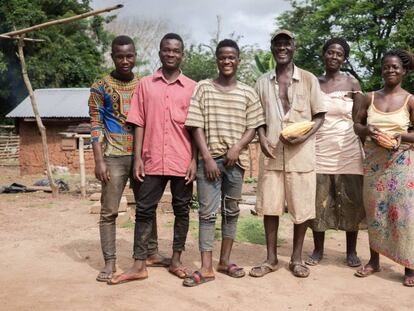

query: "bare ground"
xmin=0 ymin=167 xmax=412 ymax=311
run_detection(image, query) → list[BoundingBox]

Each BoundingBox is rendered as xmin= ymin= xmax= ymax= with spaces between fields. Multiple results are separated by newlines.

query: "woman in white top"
xmin=306 ymin=38 xmax=365 ymax=267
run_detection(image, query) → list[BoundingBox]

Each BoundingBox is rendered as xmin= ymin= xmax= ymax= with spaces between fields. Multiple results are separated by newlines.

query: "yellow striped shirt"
xmin=185 ymin=79 xmax=265 ymax=169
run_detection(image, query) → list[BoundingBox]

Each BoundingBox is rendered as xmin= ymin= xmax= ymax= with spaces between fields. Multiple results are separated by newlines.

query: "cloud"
xmin=92 ymin=0 xmax=291 ymax=49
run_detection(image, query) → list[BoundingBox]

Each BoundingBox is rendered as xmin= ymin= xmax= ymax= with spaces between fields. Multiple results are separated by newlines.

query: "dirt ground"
xmin=0 ymin=166 xmax=412 ymax=311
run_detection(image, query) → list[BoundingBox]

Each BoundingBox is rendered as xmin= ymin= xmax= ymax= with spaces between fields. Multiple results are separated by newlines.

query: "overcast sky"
xmin=91 ymin=0 xmax=291 ymax=50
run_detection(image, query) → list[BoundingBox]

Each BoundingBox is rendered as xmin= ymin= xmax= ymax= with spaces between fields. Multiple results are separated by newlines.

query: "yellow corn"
xmin=375 ymin=132 xmax=398 ymax=149
xmin=281 ymin=121 xmax=315 ymax=139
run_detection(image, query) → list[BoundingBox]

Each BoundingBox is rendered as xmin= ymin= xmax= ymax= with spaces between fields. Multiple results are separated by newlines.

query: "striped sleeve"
xmin=185 ymin=82 xmax=205 ymax=129
xmin=245 ymin=86 xmax=266 ymax=129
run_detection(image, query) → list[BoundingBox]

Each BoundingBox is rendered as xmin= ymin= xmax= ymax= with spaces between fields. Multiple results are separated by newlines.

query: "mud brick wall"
xmin=18 ymin=119 xmax=94 ymax=175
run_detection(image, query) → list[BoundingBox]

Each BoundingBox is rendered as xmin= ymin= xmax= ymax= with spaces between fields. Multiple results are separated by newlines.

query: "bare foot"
xmin=146 ymin=253 xmax=171 ymax=267
xmin=404 ymin=269 xmax=414 ymax=287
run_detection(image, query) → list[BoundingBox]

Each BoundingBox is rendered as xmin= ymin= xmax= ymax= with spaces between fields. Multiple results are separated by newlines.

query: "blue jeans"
xmin=197 ymin=157 xmax=244 ymax=252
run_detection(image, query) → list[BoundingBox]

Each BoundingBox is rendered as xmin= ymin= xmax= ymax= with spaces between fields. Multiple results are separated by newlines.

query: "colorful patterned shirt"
xmin=88 ymin=73 xmax=139 ymax=156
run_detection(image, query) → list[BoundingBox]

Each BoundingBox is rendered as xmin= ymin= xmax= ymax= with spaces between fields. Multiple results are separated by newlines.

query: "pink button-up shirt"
xmin=126 ymin=69 xmax=196 ymax=176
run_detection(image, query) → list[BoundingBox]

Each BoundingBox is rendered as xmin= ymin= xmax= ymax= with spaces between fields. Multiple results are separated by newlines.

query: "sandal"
xmin=107 ymin=271 xmax=148 ymax=285
xmin=249 ymin=262 xmax=279 ymax=278
xmin=169 ymin=266 xmax=192 ymax=279
xmin=354 ymin=264 xmax=381 ymax=278
xmin=289 ymin=261 xmax=310 ymax=278
xmin=96 ymin=270 xmax=114 ymax=282
xmin=403 ymin=275 xmax=414 ymax=287
xmin=305 ymin=256 xmax=321 ymax=266
xmin=182 ymin=271 xmax=215 ymax=287
xmin=217 ymin=263 xmax=245 ymax=278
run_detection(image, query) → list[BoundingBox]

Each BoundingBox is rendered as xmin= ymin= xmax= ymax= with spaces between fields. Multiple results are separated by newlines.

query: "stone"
xmin=89 ymin=192 xmax=101 ymax=201
xmin=89 ymin=201 xmax=101 ymax=214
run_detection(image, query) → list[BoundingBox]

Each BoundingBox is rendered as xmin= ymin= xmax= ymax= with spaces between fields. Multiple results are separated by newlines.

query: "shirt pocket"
xmin=290 ymin=94 xmax=309 ymax=121
xmin=171 ymin=101 xmax=189 ymax=124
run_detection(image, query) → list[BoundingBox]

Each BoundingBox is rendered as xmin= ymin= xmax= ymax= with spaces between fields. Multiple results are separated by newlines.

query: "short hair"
xmin=322 ymin=38 xmax=350 ymax=58
xmin=159 ymin=33 xmax=184 ymax=50
xmin=381 ymin=49 xmax=414 ymax=71
xmin=215 ymin=39 xmax=240 ymax=57
xmin=111 ymin=35 xmax=135 ymax=51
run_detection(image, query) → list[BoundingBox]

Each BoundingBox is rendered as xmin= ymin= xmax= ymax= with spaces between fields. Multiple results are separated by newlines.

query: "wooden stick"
xmin=17 ymin=36 xmax=58 ymax=196
xmin=0 ymin=4 xmax=123 ymax=37
xmin=79 ymin=137 xmax=86 ymax=199
xmin=0 ymin=35 xmax=45 ymax=42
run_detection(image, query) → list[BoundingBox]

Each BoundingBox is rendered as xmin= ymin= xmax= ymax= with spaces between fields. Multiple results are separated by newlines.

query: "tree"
xmin=0 ymin=0 xmax=113 ymax=117
xmin=277 ymin=0 xmax=414 ymax=92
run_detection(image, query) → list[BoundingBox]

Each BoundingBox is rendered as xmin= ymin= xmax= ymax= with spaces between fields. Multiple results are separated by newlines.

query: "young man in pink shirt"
xmin=109 ymin=33 xmax=197 ymax=284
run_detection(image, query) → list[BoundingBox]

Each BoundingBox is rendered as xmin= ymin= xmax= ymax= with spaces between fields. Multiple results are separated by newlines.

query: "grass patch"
xmin=121 ymin=220 xmax=135 ymax=230
xmin=26 ymin=202 xmax=55 ymax=209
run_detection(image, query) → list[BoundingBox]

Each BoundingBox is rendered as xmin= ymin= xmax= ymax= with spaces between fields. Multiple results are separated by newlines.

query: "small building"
xmin=6 ymin=88 xmax=94 ymax=175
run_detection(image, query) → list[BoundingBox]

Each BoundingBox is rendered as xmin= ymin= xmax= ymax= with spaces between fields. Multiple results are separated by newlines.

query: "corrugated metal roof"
xmin=6 ymin=88 xmax=90 ymax=118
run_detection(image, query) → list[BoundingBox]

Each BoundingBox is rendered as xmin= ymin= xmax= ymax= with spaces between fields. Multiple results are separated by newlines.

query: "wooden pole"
xmin=79 ymin=136 xmax=86 ymax=199
xmin=17 ymin=36 xmax=58 ymax=196
xmin=0 ymin=4 xmax=123 ymax=38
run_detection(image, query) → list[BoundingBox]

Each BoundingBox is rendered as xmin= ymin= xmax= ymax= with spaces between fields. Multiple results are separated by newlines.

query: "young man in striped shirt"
xmin=184 ymin=39 xmax=266 ymax=286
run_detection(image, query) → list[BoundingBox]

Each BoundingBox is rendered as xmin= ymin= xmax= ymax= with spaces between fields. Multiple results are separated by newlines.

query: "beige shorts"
xmin=255 ymin=169 xmax=316 ymax=224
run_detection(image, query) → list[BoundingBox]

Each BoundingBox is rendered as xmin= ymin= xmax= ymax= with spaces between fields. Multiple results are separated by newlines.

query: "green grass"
xmin=121 ymin=220 xmax=135 ymax=230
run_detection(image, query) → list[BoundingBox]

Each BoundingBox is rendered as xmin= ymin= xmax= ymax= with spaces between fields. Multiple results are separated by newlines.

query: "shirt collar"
xmin=153 ymin=68 xmax=186 ymax=87
xmin=269 ymin=64 xmax=301 ymax=82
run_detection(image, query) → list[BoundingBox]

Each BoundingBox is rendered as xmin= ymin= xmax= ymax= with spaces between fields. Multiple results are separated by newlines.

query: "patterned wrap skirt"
xmin=363 ymin=141 xmax=414 ymax=269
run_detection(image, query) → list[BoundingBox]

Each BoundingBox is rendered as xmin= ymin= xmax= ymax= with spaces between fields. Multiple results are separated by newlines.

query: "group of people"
xmin=88 ymin=28 xmax=414 ymax=288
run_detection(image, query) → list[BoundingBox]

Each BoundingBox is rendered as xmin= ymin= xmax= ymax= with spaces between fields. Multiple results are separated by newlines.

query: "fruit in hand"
xmin=375 ymin=132 xmax=398 ymax=149
xmin=281 ymin=121 xmax=315 ymax=139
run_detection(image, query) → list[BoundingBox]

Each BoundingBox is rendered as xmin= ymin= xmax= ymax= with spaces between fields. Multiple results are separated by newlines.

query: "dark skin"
xmin=92 ymin=43 xmax=137 ymax=278
xmin=307 ymin=43 xmax=363 ymax=267
xmin=354 ymin=55 xmax=414 ymax=286
xmin=188 ymin=46 xmax=256 ymax=278
xmin=110 ymin=38 xmax=197 ymax=282
xmin=252 ymin=35 xmax=325 ymax=277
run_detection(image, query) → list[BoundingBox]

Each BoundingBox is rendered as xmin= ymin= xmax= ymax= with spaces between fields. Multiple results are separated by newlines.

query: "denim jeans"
xmin=197 ymin=157 xmax=244 ymax=252
xmin=133 ymin=175 xmax=192 ymax=260
xmin=99 ymin=156 xmax=158 ymax=261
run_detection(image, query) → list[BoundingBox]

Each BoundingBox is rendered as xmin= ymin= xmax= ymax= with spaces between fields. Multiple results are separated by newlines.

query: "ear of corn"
xmin=281 ymin=121 xmax=315 ymax=139
xmin=375 ymin=132 xmax=398 ymax=149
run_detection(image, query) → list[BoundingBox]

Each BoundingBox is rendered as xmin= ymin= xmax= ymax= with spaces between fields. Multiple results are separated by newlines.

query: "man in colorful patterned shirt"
xmin=89 ymin=36 xmax=163 ymax=282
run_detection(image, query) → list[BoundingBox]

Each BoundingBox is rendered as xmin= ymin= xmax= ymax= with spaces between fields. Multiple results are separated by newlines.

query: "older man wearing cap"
xmin=249 ymin=29 xmax=327 ymax=278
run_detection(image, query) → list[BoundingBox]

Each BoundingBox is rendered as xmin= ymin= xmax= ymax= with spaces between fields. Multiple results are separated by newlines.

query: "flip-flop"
xmin=346 ymin=255 xmax=362 ymax=267
xmin=354 ymin=265 xmax=381 ymax=278
xmin=183 ymin=271 xmax=215 ymax=287
xmin=107 ymin=272 xmax=148 ymax=285
xmin=249 ymin=262 xmax=279 ymax=277
xmin=217 ymin=263 xmax=245 ymax=278
xmin=305 ymin=256 xmax=321 ymax=266
xmin=96 ymin=271 xmax=114 ymax=282
xmin=289 ymin=261 xmax=310 ymax=278
xmin=403 ymin=275 xmax=414 ymax=287
xmin=169 ymin=266 xmax=192 ymax=279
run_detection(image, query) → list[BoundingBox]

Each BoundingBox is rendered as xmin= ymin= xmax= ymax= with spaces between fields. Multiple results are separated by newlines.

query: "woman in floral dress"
xmin=353 ymin=49 xmax=414 ymax=287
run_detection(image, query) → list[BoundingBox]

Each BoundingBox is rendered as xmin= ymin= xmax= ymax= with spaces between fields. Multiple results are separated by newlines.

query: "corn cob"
xmin=281 ymin=121 xmax=315 ymax=139
xmin=375 ymin=132 xmax=398 ymax=149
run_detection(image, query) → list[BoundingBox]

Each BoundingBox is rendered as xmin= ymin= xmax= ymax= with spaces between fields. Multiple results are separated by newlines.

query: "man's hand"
xmin=185 ymin=159 xmax=197 ymax=185
xmin=204 ymin=157 xmax=221 ymax=181
xmin=259 ymin=136 xmax=276 ymax=158
xmin=366 ymin=124 xmax=380 ymax=139
xmin=95 ymin=160 xmax=110 ymax=183
xmin=279 ymin=134 xmax=308 ymax=146
xmin=133 ymin=157 xmax=145 ymax=182
xmin=225 ymin=144 xmax=242 ymax=167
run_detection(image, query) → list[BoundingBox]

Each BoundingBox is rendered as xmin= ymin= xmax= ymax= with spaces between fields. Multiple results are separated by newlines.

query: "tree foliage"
xmin=0 ymin=0 xmax=113 ymax=117
xmin=181 ymin=36 xmax=261 ymax=87
xmin=277 ymin=0 xmax=414 ymax=92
